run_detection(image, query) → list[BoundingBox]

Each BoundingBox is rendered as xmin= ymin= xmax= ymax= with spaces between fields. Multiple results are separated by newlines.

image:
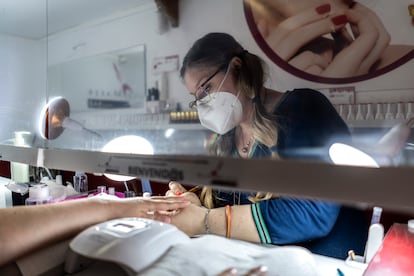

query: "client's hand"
xmin=217 ymin=266 xmax=268 ymax=276
xmin=109 ymin=195 xmax=190 ymax=223
xmin=166 ymin=181 xmax=201 ymax=206
xmin=154 ymin=202 xmax=206 ymax=236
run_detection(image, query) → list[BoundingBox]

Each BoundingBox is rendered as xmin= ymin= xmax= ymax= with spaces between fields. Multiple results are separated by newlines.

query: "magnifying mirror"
xmin=38 ymin=96 xmax=101 ymax=140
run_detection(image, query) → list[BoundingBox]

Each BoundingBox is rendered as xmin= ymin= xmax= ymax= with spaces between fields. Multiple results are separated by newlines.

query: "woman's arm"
xmin=0 ymin=196 xmax=189 ymax=266
xmin=165 ymin=182 xmax=260 ymax=242
xmin=163 ymin=203 xmax=261 ymax=243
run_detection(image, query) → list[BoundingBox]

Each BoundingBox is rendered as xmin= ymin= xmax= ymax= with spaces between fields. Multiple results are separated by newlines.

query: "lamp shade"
xmin=329 ymin=143 xmax=379 ymax=168
xmin=329 ymin=118 xmax=413 ymax=167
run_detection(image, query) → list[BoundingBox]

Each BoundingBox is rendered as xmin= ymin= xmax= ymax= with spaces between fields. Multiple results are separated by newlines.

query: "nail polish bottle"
xmin=374 ymin=103 xmax=384 ymax=120
xmin=395 ymin=103 xmax=405 ymax=121
xmin=347 ymin=104 xmax=355 ymax=121
xmin=366 ymin=103 xmax=374 ymax=120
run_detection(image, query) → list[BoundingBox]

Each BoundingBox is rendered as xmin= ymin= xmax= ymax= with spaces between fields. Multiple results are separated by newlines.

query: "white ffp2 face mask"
xmin=197 ymin=91 xmax=242 ymax=135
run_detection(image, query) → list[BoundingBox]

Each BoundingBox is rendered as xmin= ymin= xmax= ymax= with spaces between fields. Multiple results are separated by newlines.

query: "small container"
xmin=124 ymin=190 xmax=136 ymax=198
xmin=97 ymin=185 xmax=107 ymax=194
xmin=25 ymin=184 xmax=52 ymax=205
xmin=73 ymin=172 xmax=88 ymax=193
xmin=108 ymin=187 xmax=115 ymax=195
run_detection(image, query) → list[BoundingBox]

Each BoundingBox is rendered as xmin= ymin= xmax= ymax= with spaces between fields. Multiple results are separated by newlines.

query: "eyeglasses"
xmin=188 ymin=64 xmax=227 ymax=109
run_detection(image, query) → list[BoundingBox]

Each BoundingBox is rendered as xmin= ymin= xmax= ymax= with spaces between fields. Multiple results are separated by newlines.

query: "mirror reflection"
xmin=47 ymin=45 xmax=146 ymax=112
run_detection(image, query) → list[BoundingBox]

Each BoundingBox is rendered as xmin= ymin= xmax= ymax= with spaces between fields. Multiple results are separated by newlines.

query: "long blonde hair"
xmin=181 ymin=33 xmax=279 ymax=208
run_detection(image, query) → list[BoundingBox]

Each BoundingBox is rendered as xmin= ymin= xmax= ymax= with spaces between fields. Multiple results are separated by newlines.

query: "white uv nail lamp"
xmin=65 ymin=217 xmax=190 ymax=275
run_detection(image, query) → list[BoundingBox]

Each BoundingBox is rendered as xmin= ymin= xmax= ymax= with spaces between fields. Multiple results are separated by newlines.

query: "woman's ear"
xmin=230 ymin=57 xmax=242 ymax=70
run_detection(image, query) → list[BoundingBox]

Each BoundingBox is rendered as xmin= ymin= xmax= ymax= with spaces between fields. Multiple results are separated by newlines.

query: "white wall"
xmin=0 ymin=34 xmax=46 ymax=143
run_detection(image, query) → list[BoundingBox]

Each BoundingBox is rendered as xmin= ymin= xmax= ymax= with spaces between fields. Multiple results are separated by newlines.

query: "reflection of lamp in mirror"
xmin=38 ymin=96 xmax=101 ymax=140
xmin=329 ymin=118 xmax=414 ymax=167
xmin=101 ymin=135 xmax=154 ymax=195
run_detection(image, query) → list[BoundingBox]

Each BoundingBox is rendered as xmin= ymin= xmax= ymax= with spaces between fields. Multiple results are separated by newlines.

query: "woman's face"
xmin=183 ymin=65 xmax=238 ymax=105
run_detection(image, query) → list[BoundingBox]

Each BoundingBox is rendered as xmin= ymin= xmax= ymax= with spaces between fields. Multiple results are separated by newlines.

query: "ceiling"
xmin=0 ymin=0 xmax=153 ymax=40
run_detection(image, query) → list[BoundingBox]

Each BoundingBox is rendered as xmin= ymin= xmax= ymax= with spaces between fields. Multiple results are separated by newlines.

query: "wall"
xmin=0 ymin=33 xmax=46 ymax=144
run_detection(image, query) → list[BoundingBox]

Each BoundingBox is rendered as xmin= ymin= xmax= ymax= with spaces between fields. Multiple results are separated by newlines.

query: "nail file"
xmin=364 ymin=223 xmax=384 ymax=263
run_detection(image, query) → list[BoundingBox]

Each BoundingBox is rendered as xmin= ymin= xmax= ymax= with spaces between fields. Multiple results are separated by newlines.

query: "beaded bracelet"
xmin=204 ymin=208 xmax=211 ymax=234
xmin=225 ymin=205 xmax=232 ymax=238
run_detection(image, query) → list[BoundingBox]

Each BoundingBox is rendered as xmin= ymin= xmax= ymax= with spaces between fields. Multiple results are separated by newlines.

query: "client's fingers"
xmin=141 ymin=197 xmax=190 ymax=212
xmin=169 ymin=181 xmax=187 ymax=195
xmin=216 ymin=266 xmax=268 ymax=276
xmin=245 ymin=266 xmax=268 ymax=275
xmin=216 ymin=268 xmax=238 ymax=276
xmin=165 ymin=190 xmax=176 ymax=197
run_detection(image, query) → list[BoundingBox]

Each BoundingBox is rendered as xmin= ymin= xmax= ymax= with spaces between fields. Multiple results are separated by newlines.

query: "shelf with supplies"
xmin=334 ymin=102 xmax=414 ymax=128
xmin=71 ymin=109 xmax=203 ymax=131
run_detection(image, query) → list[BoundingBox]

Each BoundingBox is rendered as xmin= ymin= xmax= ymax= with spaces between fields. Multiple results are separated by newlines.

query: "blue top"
xmin=212 ymin=89 xmax=366 ymax=258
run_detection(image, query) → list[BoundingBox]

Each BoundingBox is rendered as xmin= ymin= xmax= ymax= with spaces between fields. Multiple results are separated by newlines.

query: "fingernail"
xmin=331 ymin=14 xmax=348 ymax=26
xmin=260 ymin=266 xmax=268 ymax=272
xmin=229 ymin=268 xmax=238 ymax=275
xmin=176 ymin=191 xmax=183 ymax=196
xmin=315 ymin=3 xmax=331 ymax=15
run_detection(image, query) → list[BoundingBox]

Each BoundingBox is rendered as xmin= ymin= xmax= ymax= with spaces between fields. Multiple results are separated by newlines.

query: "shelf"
xmin=1 ymin=144 xmax=414 ymax=212
xmin=71 ymin=109 xmax=203 ymax=131
xmin=346 ymin=119 xmax=409 ymax=129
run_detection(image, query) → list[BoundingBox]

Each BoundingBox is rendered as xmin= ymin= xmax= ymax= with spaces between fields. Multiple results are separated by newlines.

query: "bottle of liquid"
xmin=73 ymin=171 xmax=88 ymax=193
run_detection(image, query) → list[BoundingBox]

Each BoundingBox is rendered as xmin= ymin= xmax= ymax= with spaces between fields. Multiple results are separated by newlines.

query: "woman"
xmin=245 ymin=0 xmax=414 ymax=79
xmin=163 ymin=32 xmax=368 ymax=259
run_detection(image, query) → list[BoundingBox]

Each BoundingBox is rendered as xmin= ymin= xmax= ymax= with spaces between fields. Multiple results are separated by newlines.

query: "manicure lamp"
xmin=38 ymin=96 xmax=101 ymax=140
xmin=101 ymin=135 xmax=154 ymax=194
xmin=329 ymin=118 xmax=413 ymax=167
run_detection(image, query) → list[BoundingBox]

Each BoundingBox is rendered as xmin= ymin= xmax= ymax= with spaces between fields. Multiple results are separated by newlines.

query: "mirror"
xmin=47 ymin=45 xmax=146 ymax=113
xmin=0 ymin=0 xmax=413 ymax=166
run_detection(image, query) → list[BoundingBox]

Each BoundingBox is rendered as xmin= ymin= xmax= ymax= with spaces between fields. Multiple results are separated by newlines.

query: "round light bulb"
xmin=101 ymin=135 xmax=154 ymax=181
xmin=329 ymin=143 xmax=379 ymax=168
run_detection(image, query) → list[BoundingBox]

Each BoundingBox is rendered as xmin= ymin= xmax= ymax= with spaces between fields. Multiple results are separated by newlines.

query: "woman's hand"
xmin=155 ymin=202 xmax=207 ymax=236
xmin=165 ymin=181 xmax=202 ymax=206
xmin=330 ymin=2 xmax=390 ymax=75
